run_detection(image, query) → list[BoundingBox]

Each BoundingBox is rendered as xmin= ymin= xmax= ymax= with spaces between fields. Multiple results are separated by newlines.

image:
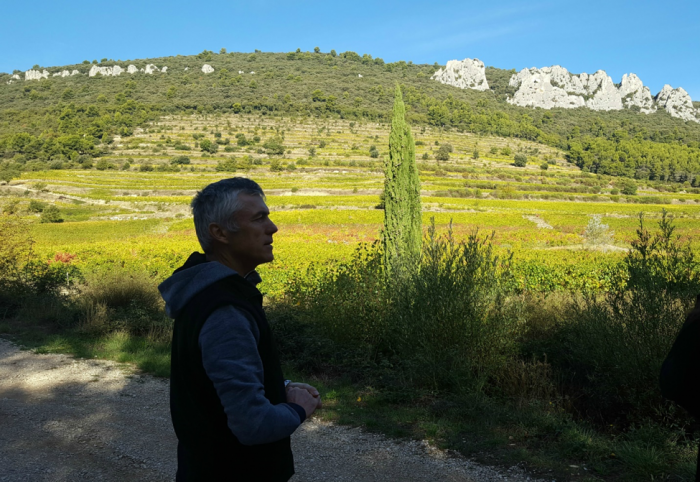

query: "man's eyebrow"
xmin=253 ymin=210 xmax=270 ymax=217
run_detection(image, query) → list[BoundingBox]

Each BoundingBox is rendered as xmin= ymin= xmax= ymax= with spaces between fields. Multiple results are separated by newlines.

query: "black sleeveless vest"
xmin=170 ymin=253 xmax=293 ymax=482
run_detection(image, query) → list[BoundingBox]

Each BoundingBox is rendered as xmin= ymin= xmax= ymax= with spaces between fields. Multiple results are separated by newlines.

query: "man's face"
xmin=222 ymin=194 xmax=278 ymax=273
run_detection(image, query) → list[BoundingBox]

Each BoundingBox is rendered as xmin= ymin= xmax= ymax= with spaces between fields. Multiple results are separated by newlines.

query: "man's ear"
xmin=208 ymin=223 xmax=229 ymax=245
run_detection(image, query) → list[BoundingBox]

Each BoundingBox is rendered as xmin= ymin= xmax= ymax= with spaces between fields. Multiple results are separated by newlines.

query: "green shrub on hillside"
xmin=40 ymin=205 xmax=63 ymax=223
xmin=170 ymin=155 xmax=191 ymax=165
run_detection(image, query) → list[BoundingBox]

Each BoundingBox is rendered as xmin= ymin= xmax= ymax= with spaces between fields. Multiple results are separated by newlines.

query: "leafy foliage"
xmin=382 ymin=86 xmax=421 ymax=275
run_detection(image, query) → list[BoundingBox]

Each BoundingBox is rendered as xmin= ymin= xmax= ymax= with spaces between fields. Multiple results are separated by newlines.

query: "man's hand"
xmin=287 ymin=382 xmax=322 ymax=409
xmin=286 ymin=387 xmax=318 ymax=419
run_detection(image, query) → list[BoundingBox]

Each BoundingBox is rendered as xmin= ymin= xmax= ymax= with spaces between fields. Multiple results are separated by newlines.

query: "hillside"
xmin=2 ymin=49 xmax=700 ymax=183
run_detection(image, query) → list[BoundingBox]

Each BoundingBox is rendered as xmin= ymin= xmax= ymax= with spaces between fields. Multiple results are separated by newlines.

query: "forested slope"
xmin=2 ymin=49 xmax=700 ymax=183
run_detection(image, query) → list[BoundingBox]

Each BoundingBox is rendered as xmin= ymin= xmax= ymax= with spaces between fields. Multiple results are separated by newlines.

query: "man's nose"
xmin=267 ymin=220 xmax=278 ymax=235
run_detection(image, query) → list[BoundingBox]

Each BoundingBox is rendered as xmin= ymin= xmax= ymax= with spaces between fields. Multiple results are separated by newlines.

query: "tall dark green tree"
xmin=383 ymin=85 xmax=421 ymax=274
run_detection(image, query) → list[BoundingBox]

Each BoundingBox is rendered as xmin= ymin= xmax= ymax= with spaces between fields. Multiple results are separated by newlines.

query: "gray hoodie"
xmin=158 ymin=260 xmax=305 ymax=445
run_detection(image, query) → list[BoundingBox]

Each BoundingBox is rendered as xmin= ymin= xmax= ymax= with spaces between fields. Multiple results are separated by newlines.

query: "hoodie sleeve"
xmin=199 ymin=305 xmax=306 ymax=445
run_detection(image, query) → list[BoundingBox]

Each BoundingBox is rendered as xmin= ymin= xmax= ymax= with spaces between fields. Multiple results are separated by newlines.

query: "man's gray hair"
xmin=191 ymin=177 xmax=265 ymax=253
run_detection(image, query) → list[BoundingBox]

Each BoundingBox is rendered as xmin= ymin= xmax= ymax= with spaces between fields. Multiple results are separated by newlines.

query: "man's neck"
xmin=205 ymin=252 xmax=254 ymax=277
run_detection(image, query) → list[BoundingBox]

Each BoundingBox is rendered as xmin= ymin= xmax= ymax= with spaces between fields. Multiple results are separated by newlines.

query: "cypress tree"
xmin=382 ymin=85 xmax=422 ymax=275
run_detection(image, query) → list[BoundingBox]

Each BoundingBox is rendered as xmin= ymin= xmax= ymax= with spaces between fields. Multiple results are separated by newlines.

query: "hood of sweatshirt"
xmin=158 ymin=252 xmax=261 ymax=318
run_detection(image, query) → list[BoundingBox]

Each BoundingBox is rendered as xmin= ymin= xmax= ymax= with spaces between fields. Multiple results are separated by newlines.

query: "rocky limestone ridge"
xmin=431 ymin=58 xmax=489 ymax=91
xmin=202 ymin=64 xmax=214 ymax=74
xmin=88 ymin=64 xmax=165 ymax=77
xmin=619 ymin=74 xmax=656 ymax=114
xmin=52 ymin=70 xmax=80 ymax=78
xmin=25 ymin=69 xmax=49 ymax=81
xmin=655 ymin=85 xmax=698 ymax=122
xmin=508 ymin=66 xmax=628 ymax=111
xmin=11 ymin=74 xmax=21 ymax=80
xmin=506 ymin=65 xmax=698 ymax=122
xmin=89 ymin=65 xmax=124 ymax=77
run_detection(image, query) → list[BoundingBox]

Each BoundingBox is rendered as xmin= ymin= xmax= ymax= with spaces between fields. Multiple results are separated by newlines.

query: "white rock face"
xmin=52 ymin=70 xmax=72 ymax=78
xmin=25 ymin=69 xmax=49 ymax=81
xmin=202 ymin=64 xmax=214 ymax=74
xmin=619 ymin=74 xmax=656 ymax=114
xmin=161 ymin=66 xmax=168 ymax=73
xmin=11 ymin=74 xmax=21 ymax=80
xmin=508 ymin=66 xmax=585 ymax=109
xmin=127 ymin=65 xmax=138 ymax=74
xmin=184 ymin=67 xmax=189 ymax=71
xmin=71 ymin=70 xmax=80 ymax=76
xmin=432 ymin=58 xmax=489 ymax=91
xmin=89 ymin=65 xmax=124 ymax=77
xmin=358 ymin=74 xmax=363 ymax=78
xmin=508 ymin=66 xmax=625 ymax=110
xmin=144 ymin=64 xmax=159 ymax=74
xmin=583 ymin=71 xmax=623 ymax=111
xmin=505 ymin=65 xmax=687 ymax=117
xmin=656 ymin=85 xmax=699 ymax=122
xmin=238 ymin=70 xmax=244 ymax=74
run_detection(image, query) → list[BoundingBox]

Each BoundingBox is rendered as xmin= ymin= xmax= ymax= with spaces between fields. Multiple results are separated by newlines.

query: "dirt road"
xmin=0 ymin=339 xmax=545 ymax=481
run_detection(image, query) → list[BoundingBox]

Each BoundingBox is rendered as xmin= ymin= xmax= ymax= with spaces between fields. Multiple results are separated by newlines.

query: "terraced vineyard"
xmin=3 ymin=113 xmax=699 ymax=297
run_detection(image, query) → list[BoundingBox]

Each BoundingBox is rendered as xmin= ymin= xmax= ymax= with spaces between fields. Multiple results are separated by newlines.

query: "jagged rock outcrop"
xmin=52 ymin=70 xmax=75 ymax=78
xmin=144 ymin=64 xmax=159 ymax=74
xmin=161 ymin=66 xmax=168 ymax=73
xmin=508 ymin=66 xmax=585 ymax=109
xmin=583 ymin=71 xmax=623 ymax=111
xmin=50 ymin=70 xmax=80 ymax=77
xmin=432 ymin=58 xmax=489 ymax=91
xmin=508 ymin=66 xmax=625 ymax=111
xmin=25 ymin=69 xmax=49 ymax=81
xmin=202 ymin=64 xmax=214 ymax=74
xmin=11 ymin=74 xmax=21 ymax=80
xmin=619 ymin=74 xmax=656 ymax=114
xmin=89 ymin=65 xmax=124 ymax=77
xmin=504 ymin=65 xmax=699 ymax=121
xmin=656 ymin=85 xmax=698 ymax=122
xmin=127 ymin=65 xmax=138 ymax=74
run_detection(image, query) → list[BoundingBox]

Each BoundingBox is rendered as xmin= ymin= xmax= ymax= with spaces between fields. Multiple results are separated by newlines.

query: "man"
xmin=159 ymin=177 xmax=321 ymax=481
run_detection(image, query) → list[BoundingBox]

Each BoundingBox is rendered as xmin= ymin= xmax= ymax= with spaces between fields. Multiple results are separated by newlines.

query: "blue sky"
xmin=1 ymin=0 xmax=699 ymax=99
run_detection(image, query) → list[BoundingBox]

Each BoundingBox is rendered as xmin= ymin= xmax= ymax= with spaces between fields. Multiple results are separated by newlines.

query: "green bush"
xmin=40 ymin=205 xmax=63 ymax=223
xmin=200 ymin=139 xmax=218 ymax=154
xmin=28 ymin=200 xmax=47 ymax=212
xmin=269 ymin=159 xmax=283 ymax=172
xmin=78 ymin=269 xmax=169 ymax=337
xmin=551 ymin=211 xmax=699 ymax=423
xmin=0 ymin=215 xmax=79 ymax=306
xmin=621 ymin=180 xmax=638 ymax=195
xmin=216 ymin=158 xmax=238 ymax=172
xmin=513 ymin=154 xmax=527 ymax=167
xmin=289 ymin=220 xmax=521 ymax=390
xmin=171 ymin=155 xmax=191 ymax=165
xmin=263 ymin=136 xmax=285 ymax=155
xmin=95 ymin=159 xmax=115 ymax=170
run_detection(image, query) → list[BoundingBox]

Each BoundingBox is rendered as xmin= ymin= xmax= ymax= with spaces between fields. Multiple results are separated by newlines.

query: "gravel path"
xmin=0 ymin=339 xmax=546 ymax=481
